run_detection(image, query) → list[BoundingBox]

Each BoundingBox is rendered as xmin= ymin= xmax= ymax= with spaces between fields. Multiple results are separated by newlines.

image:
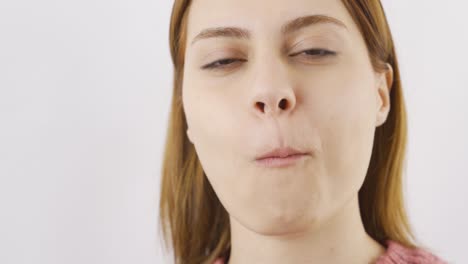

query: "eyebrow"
xmin=190 ymin=14 xmax=348 ymax=46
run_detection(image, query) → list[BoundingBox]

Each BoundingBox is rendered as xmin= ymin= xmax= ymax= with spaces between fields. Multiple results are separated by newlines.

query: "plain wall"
xmin=0 ymin=0 xmax=466 ymax=263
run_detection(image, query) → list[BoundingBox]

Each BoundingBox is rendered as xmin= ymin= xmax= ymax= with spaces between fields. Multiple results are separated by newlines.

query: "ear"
xmin=186 ymin=129 xmax=193 ymax=143
xmin=375 ymin=63 xmax=393 ymax=127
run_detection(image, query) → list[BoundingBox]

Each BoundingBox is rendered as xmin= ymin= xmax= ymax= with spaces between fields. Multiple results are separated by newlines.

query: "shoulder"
xmin=212 ymin=240 xmax=447 ymax=264
xmin=375 ymin=240 xmax=448 ymax=264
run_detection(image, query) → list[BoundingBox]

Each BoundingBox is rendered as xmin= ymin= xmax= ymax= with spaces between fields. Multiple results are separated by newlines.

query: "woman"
xmin=159 ymin=0 xmax=447 ymax=263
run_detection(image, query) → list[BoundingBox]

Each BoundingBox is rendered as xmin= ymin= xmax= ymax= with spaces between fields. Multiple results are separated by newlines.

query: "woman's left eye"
xmin=291 ymin=48 xmax=337 ymax=58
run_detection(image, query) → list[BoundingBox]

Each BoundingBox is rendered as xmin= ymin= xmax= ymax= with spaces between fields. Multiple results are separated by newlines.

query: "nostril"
xmin=279 ymin=99 xmax=288 ymax=110
xmin=256 ymin=102 xmax=265 ymax=112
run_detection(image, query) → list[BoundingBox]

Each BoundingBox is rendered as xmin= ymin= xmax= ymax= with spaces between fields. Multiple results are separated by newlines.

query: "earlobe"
xmin=187 ymin=129 xmax=193 ymax=143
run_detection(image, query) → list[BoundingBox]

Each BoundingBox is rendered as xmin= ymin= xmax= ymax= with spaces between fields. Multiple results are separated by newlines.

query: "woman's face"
xmin=182 ymin=0 xmax=392 ymax=234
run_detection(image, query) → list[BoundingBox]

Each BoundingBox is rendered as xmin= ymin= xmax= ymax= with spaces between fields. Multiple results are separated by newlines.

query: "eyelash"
xmin=201 ymin=49 xmax=337 ymax=70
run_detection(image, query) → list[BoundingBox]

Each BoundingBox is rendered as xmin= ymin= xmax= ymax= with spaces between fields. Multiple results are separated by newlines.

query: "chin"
xmin=245 ymin=209 xmax=319 ymax=236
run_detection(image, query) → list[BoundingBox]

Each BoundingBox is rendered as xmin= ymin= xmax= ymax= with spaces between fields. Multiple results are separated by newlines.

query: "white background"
xmin=0 ymin=0 xmax=466 ymax=263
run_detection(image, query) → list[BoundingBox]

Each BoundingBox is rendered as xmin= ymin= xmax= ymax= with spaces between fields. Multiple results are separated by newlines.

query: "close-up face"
xmin=182 ymin=0 xmax=391 ymax=235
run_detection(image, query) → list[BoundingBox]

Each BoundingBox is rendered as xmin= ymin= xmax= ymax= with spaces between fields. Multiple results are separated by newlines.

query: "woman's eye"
xmin=292 ymin=48 xmax=337 ymax=58
xmin=200 ymin=49 xmax=335 ymax=71
xmin=201 ymin=58 xmax=245 ymax=70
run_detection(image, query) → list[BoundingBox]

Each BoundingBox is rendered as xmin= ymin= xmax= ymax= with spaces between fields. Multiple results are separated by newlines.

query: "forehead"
xmin=186 ymin=0 xmax=357 ymax=40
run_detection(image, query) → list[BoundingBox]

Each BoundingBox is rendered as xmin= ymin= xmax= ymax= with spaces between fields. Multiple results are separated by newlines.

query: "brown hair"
xmin=159 ymin=1 xmax=418 ymax=263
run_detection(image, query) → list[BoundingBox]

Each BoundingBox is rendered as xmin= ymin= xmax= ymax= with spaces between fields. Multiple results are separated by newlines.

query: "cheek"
xmin=182 ymin=73 xmax=245 ymax=193
xmin=312 ymin=68 xmax=377 ymax=199
xmin=183 ymin=67 xmax=253 ymax=160
xmin=183 ymin=90 xmax=241 ymax=156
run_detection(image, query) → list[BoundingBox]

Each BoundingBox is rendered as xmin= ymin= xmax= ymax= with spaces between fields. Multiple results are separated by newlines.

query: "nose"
xmin=249 ymin=62 xmax=297 ymax=118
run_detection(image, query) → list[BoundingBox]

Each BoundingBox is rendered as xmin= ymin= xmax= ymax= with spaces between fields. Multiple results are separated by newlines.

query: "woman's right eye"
xmin=201 ymin=58 xmax=245 ymax=70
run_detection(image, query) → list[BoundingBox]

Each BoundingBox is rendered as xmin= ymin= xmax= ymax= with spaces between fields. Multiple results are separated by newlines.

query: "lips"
xmin=254 ymin=146 xmax=310 ymax=168
xmin=255 ymin=147 xmax=309 ymax=160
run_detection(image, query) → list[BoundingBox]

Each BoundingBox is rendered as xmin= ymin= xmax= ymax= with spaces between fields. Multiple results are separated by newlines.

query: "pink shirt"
xmin=213 ymin=240 xmax=447 ymax=264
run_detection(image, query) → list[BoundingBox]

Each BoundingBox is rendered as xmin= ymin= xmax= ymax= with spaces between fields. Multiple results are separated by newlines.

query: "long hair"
xmin=159 ymin=1 xmax=418 ymax=263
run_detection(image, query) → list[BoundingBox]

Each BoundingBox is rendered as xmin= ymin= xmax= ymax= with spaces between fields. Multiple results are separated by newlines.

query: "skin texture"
xmin=182 ymin=0 xmax=393 ymax=263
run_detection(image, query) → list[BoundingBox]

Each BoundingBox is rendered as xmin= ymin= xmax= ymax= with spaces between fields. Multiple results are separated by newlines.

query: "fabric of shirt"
xmin=212 ymin=240 xmax=447 ymax=264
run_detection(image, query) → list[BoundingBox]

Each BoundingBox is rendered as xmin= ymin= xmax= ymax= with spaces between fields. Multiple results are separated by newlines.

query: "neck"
xmin=226 ymin=195 xmax=385 ymax=264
